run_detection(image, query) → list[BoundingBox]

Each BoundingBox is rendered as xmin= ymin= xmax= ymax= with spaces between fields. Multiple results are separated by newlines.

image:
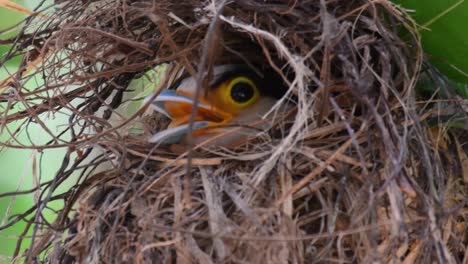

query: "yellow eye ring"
xmin=226 ymin=77 xmax=260 ymax=107
xmin=208 ymin=76 xmax=261 ymax=114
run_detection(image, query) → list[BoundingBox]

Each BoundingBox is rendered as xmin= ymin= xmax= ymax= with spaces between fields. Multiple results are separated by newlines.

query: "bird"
xmin=144 ymin=65 xmax=291 ymax=148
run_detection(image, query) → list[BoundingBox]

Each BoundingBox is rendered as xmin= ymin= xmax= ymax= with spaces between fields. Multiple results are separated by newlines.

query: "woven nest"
xmin=0 ymin=0 xmax=467 ymax=263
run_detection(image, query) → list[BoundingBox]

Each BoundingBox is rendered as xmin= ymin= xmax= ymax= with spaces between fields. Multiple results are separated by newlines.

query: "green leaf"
xmin=393 ymin=0 xmax=468 ymax=90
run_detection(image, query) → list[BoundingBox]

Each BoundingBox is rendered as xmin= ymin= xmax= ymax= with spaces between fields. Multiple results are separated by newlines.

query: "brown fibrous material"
xmin=0 ymin=0 xmax=466 ymax=263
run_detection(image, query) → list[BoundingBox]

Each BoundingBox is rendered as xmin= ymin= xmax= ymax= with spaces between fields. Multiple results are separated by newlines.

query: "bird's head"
xmin=144 ymin=65 xmax=291 ymax=147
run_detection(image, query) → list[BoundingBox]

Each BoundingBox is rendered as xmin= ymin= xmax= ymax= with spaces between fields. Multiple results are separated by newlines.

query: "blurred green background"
xmin=393 ymin=0 xmax=468 ymax=97
xmin=0 ymin=1 xmax=63 ymax=262
xmin=1 ymin=0 xmax=467 ymax=262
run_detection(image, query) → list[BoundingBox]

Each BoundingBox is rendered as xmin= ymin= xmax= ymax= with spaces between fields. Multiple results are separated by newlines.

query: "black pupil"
xmin=230 ymin=82 xmax=254 ymax=103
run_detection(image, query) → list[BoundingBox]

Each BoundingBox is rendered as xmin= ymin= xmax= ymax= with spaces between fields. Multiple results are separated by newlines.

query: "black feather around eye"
xmin=209 ymin=65 xmax=288 ymax=99
xmin=171 ymin=65 xmax=290 ymax=100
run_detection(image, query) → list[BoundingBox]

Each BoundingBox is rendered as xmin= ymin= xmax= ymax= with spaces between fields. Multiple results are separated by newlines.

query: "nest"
xmin=0 ymin=0 xmax=466 ymax=263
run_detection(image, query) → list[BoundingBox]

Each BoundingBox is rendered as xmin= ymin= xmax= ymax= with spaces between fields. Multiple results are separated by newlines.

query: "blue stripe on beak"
xmin=144 ymin=90 xmax=212 ymax=144
xmin=148 ymin=121 xmax=209 ymax=144
xmin=143 ymin=90 xmax=210 ymax=119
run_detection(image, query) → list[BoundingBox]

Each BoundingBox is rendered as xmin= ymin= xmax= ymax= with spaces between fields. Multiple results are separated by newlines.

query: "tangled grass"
xmin=0 ymin=0 xmax=466 ymax=263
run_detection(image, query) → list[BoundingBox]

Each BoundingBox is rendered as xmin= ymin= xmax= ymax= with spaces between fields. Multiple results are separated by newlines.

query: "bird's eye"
xmin=208 ymin=76 xmax=260 ymax=113
xmin=230 ymin=82 xmax=254 ymax=103
xmin=227 ymin=77 xmax=260 ymax=107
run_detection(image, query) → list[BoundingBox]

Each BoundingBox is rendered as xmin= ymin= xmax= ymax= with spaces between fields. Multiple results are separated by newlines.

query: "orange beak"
xmin=144 ymin=89 xmax=232 ymax=144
